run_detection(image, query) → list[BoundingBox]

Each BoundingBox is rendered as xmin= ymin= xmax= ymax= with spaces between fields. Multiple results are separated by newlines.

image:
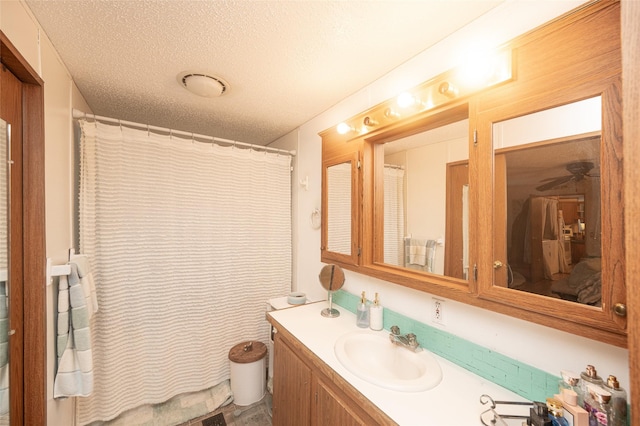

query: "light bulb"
xmin=397 ymin=92 xmax=421 ymax=109
xmin=336 ymin=122 xmax=354 ymax=135
xmin=363 ymin=116 xmax=378 ymax=127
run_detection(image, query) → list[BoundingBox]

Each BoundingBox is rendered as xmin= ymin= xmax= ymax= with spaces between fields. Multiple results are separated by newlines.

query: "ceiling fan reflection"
xmin=535 ymin=161 xmax=599 ymax=191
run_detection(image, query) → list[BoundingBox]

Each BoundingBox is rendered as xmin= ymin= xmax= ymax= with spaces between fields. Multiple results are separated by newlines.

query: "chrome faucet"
xmin=389 ymin=325 xmax=422 ymax=352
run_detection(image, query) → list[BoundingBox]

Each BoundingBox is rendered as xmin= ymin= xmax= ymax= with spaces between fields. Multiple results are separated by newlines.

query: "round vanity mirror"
xmin=318 ymin=264 xmax=345 ymax=318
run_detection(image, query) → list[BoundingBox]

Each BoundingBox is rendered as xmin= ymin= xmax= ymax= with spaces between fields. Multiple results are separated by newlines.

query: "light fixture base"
xmin=177 ymin=72 xmax=229 ymax=98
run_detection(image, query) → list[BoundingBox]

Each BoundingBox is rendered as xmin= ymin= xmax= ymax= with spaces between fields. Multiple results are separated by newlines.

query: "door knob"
xmin=493 ymin=260 xmax=503 ymax=269
xmin=613 ymin=303 xmax=627 ymax=317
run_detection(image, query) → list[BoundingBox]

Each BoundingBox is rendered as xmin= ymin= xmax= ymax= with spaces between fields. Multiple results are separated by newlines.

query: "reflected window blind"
xmin=77 ymin=120 xmax=291 ymax=424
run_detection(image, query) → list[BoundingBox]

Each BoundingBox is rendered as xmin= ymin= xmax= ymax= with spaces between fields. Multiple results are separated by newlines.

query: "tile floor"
xmin=180 ymin=393 xmax=272 ymax=426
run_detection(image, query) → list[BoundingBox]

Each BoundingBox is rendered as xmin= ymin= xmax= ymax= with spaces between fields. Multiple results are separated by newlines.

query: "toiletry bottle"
xmin=356 ymin=291 xmax=370 ymax=328
xmin=559 ymin=370 xmax=581 ymax=395
xmin=369 ymin=292 xmax=383 ymax=331
xmin=603 ymin=375 xmax=627 ymax=426
xmin=579 ymin=365 xmax=603 ymax=407
xmin=583 ymin=384 xmax=611 ymax=426
xmin=555 ymin=389 xmax=589 ymax=426
xmin=530 ymin=401 xmax=553 ymax=426
xmin=546 ymin=398 xmax=569 ymax=426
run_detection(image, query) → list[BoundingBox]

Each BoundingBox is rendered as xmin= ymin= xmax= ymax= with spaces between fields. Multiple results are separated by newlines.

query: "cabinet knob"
xmin=493 ymin=260 xmax=503 ymax=269
xmin=613 ymin=303 xmax=627 ymax=317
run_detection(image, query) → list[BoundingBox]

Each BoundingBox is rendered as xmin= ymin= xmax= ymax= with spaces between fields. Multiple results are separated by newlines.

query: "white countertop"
xmin=268 ymin=301 xmax=530 ymax=426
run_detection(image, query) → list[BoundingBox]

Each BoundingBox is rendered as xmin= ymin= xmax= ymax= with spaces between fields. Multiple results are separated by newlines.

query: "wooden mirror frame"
xmin=321 ymin=151 xmax=360 ymax=266
xmin=320 ymin=0 xmax=626 ymax=347
xmin=363 ymin=103 xmax=472 ymax=295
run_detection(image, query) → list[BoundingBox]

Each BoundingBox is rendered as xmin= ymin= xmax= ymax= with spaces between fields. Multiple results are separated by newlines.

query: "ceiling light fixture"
xmin=177 ymin=72 xmax=228 ymax=98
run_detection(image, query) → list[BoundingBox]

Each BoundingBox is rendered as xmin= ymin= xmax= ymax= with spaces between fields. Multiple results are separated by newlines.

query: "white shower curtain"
xmin=76 ymin=120 xmax=291 ymax=424
xmin=383 ymin=166 xmax=405 ymax=266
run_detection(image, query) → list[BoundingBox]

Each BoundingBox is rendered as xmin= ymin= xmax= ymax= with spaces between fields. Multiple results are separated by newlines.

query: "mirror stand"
xmin=321 ymin=290 xmax=340 ymax=318
xmin=318 ymin=264 xmax=345 ymax=318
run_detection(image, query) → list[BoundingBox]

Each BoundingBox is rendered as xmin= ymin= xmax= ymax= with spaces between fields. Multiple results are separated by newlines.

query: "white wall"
xmin=1 ymin=1 xmax=92 ymax=424
xmin=277 ymin=0 xmax=630 ymax=396
xmin=1 ymin=1 xmax=630 ymax=424
xmin=402 ymin=132 xmax=467 ymax=274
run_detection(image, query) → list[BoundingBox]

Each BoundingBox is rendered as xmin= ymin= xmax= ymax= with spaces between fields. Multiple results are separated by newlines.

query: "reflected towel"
xmin=408 ymin=239 xmax=428 ymax=266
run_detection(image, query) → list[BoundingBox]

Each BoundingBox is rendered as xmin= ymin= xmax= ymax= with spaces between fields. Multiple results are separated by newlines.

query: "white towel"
xmin=408 ymin=239 xmax=428 ymax=266
xmin=54 ymin=264 xmax=96 ymax=398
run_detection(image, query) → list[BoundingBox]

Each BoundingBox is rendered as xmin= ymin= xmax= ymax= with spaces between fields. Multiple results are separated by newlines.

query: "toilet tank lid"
xmin=229 ymin=341 xmax=267 ymax=363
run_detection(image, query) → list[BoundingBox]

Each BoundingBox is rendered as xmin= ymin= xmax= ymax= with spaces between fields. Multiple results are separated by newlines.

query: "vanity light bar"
xmin=330 ymin=48 xmax=513 ymax=139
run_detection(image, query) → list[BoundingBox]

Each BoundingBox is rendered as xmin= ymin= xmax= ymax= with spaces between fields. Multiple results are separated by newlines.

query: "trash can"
xmin=228 ymin=340 xmax=267 ymax=406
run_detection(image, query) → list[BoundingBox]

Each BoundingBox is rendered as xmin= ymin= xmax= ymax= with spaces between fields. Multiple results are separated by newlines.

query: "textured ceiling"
xmin=25 ymin=0 xmax=503 ymax=146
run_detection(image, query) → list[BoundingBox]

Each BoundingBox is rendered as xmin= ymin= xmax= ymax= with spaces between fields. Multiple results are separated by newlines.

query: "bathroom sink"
xmin=334 ymin=330 xmax=442 ymax=392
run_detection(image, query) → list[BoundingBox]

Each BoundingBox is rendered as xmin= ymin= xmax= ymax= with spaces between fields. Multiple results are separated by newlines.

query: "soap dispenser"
xmin=369 ymin=293 xmax=383 ymax=331
xmin=356 ymin=291 xmax=370 ymax=328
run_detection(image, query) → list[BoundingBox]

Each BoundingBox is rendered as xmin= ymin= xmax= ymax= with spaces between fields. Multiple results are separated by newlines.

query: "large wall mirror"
xmin=493 ymin=97 xmax=602 ymax=304
xmin=483 ymin=90 xmax=626 ymax=338
xmin=373 ymin=116 xmax=470 ymax=282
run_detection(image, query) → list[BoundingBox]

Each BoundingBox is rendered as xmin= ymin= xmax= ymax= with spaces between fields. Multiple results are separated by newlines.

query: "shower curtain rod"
xmin=72 ymin=109 xmax=296 ymax=157
xmin=384 ymin=163 xmax=405 ymax=170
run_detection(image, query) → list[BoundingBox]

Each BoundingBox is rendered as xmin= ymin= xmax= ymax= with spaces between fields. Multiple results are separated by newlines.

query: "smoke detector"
xmin=177 ymin=72 xmax=228 ymax=98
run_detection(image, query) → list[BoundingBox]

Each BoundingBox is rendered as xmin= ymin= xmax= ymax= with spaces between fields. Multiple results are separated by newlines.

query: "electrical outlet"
xmin=432 ymin=297 xmax=444 ymax=324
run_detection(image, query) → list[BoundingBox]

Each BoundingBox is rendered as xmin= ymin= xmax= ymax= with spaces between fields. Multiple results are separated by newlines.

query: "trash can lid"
xmin=228 ymin=341 xmax=267 ymax=364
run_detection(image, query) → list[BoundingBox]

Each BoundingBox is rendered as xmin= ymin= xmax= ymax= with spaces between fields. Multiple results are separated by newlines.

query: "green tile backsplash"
xmin=332 ymin=289 xmax=559 ymax=402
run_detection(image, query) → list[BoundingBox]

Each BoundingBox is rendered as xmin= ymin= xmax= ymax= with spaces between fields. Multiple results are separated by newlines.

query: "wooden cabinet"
xmin=321 ymin=151 xmax=361 ymax=267
xmin=271 ymin=327 xmax=395 ymax=426
xmin=272 ymin=330 xmax=311 ymax=425
xmin=319 ymin=0 xmax=626 ymax=348
xmin=313 ymin=377 xmax=370 ymax=426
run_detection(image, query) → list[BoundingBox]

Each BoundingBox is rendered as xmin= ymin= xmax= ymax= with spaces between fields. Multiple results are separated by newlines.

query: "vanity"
xmin=268 ymin=302 xmax=528 ymax=425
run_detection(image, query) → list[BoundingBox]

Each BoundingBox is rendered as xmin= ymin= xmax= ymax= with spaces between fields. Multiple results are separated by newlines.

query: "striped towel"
xmin=70 ymin=254 xmax=99 ymax=317
xmin=405 ymin=238 xmax=437 ymax=273
xmin=408 ymin=239 xmax=429 ymax=266
xmin=54 ymin=262 xmax=98 ymax=398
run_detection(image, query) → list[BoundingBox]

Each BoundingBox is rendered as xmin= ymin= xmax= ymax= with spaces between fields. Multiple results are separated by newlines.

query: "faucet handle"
xmin=407 ymin=333 xmax=422 ymax=351
xmin=390 ymin=325 xmax=401 ymax=335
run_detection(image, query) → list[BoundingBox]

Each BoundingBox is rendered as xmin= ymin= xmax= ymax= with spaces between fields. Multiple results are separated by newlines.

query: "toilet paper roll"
xmin=287 ymin=292 xmax=307 ymax=305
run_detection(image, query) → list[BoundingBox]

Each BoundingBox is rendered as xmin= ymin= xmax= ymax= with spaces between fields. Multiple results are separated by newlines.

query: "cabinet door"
xmin=321 ymin=151 xmax=360 ymax=266
xmin=272 ymin=332 xmax=311 ymax=426
xmin=312 ymin=376 xmax=373 ymax=426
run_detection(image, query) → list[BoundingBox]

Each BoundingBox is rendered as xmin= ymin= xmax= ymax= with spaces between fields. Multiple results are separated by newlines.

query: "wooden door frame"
xmin=622 ymin=1 xmax=639 ymax=424
xmin=444 ymin=160 xmax=469 ymax=280
xmin=0 ymin=31 xmax=46 ymax=425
